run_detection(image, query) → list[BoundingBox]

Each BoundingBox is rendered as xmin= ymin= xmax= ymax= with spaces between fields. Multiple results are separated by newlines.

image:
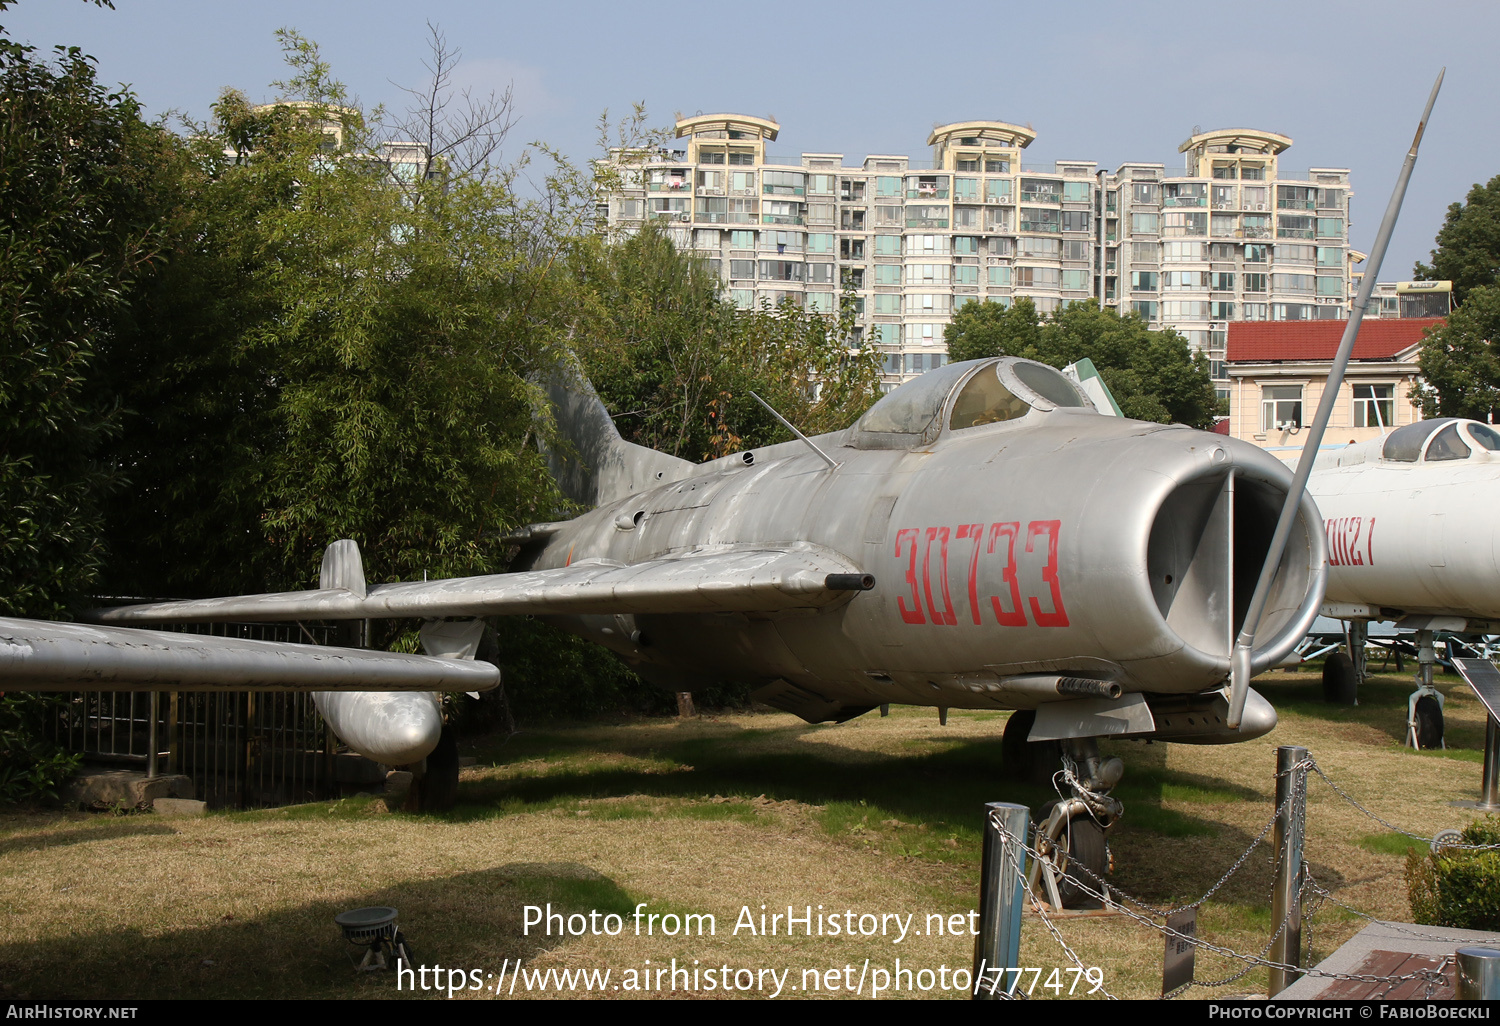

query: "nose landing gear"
xmin=1027 ymin=738 xmax=1123 ymax=911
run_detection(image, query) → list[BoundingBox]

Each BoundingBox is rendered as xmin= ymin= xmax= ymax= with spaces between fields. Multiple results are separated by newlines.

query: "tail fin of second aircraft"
xmin=539 ymin=354 xmax=694 ymax=508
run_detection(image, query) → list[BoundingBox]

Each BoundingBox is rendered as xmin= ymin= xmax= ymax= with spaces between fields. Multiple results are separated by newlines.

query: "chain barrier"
xmin=1305 ymin=757 xmax=1500 ymax=851
xmin=987 ymin=748 xmax=1493 ymax=998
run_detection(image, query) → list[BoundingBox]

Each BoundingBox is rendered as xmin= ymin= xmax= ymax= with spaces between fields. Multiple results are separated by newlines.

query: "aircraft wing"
xmin=90 ymin=548 xmax=876 ymax=625
xmin=0 ymin=617 xmax=500 ymax=692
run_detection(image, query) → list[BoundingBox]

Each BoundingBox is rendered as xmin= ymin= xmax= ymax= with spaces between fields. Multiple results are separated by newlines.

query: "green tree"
xmin=1416 ymin=174 xmax=1500 ymax=306
xmin=0 ymin=39 xmax=179 ymax=617
xmin=943 ymin=299 xmax=1218 ymax=427
xmin=100 ymin=32 xmax=570 ymax=596
xmin=1412 ymin=284 xmax=1500 ymax=421
xmin=943 ymin=297 xmax=1042 ymax=363
xmin=571 ymin=222 xmax=882 ymax=461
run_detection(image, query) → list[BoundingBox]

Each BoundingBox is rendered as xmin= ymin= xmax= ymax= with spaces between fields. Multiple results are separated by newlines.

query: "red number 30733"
xmin=894 ymin=520 xmax=1068 ymax=628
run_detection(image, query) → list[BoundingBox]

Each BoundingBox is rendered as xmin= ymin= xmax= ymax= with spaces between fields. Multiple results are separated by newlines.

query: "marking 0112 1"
xmin=894 ymin=520 xmax=1069 ymax=628
xmin=1324 ymin=515 xmax=1375 ymax=568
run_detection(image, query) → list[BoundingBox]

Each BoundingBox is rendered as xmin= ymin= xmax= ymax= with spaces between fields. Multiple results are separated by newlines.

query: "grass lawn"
xmin=0 ymin=663 xmax=1493 ymax=1000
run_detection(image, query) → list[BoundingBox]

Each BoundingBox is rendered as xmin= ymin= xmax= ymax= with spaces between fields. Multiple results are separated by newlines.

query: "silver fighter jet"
xmin=93 ymin=355 xmax=1327 ymax=905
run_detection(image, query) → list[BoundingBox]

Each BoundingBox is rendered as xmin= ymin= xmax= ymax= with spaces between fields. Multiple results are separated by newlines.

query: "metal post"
xmin=146 ymin=691 xmax=159 ymax=779
xmin=1456 ymin=947 xmax=1500 ymax=999
xmin=974 ymin=801 xmax=1029 ymax=1000
xmin=1269 ymin=745 xmax=1308 ymax=996
xmin=1483 ymin=718 xmax=1500 ymax=810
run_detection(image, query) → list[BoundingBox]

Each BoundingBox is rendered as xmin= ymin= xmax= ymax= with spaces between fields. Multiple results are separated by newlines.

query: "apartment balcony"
xmin=1019 ymin=191 xmax=1061 ymax=204
xmin=1162 ymin=197 xmax=1208 ymax=208
xmin=648 ymin=181 xmax=691 ymax=192
xmin=762 ymin=214 xmax=804 ymax=226
xmin=764 ymin=185 xmax=806 ymax=196
xmin=1278 ymin=199 xmax=1317 ymax=210
xmin=907 ymin=188 xmax=949 ymax=200
xmin=1019 ymin=221 xmax=1061 ymax=234
xmin=1277 ymin=228 xmax=1315 ymax=239
xmin=1243 ymin=227 xmax=1272 ymax=238
xmin=906 ymin=217 xmax=949 ymax=229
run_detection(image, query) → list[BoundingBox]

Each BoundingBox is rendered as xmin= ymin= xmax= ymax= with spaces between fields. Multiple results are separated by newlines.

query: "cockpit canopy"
xmin=852 ymin=357 xmax=1094 ymax=449
xmin=1380 ymin=418 xmax=1500 ymax=463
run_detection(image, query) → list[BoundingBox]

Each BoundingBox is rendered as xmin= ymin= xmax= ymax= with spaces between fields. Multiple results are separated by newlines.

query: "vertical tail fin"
xmin=540 ymin=356 xmax=694 ymax=508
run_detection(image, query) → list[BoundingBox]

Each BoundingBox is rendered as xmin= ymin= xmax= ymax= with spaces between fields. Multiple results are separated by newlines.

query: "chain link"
xmin=1306 ymin=758 xmax=1500 ymax=850
xmin=982 ymin=748 xmax=1500 ymax=997
xmin=990 ymin=815 xmax=1449 ymax=995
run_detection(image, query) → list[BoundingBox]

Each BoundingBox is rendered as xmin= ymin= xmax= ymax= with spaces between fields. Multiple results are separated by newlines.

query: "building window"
xmin=1130 ymin=212 xmax=1159 ymax=234
xmin=1131 ymin=271 xmax=1158 ymax=291
xmin=729 ymin=230 xmax=756 ymax=249
xmin=1162 ymin=241 xmax=1205 ymax=262
xmin=905 ymin=263 xmax=952 ymax=285
xmin=808 ymin=262 xmax=835 ymax=284
xmin=1061 ymin=269 xmax=1089 ymax=290
xmin=1316 ymin=275 xmax=1343 ymax=297
xmin=759 ymin=260 xmax=804 ymax=281
xmin=1213 ymin=272 xmax=1235 ymax=291
xmin=809 ymin=174 xmax=836 ymax=195
xmin=1262 ymin=385 xmax=1303 ymax=431
xmin=988 ymin=266 xmax=1012 ymax=287
xmin=807 ymin=233 xmax=834 ymax=253
xmin=985 ymin=159 xmax=1009 ymax=174
xmin=985 ymin=179 xmax=1012 ymax=202
xmin=1353 ymin=384 xmax=1395 ymax=429
xmin=1244 ymin=244 xmax=1269 ymax=263
xmin=954 ymin=236 xmax=979 ymax=255
xmin=873 ymin=264 xmax=902 ymax=285
xmin=1131 ymin=301 xmax=1158 ymax=320
xmin=874 ymin=235 xmax=901 ymax=256
xmin=1317 ymin=217 xmax=1344 ymax=238
xmin=873 ymin=294 xmax=901 ymax=314
xmin=729 ymin=259 xmax=756 ymax=279
xmin=1015 ymin=266 xmax=1060 ymax=289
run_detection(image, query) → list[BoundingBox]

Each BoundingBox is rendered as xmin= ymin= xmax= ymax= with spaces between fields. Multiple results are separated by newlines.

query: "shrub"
xmin=1406 ymin=817 xmax=1500 ymax=929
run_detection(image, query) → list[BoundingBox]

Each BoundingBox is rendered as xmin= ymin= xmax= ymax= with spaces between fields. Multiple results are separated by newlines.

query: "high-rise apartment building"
xmin=597 ymin=115 xmax=1355 ymax=394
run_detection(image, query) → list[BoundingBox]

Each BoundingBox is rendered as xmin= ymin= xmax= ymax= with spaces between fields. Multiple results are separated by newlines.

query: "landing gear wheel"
xmin=1035 ymin=800 xmax=1107 ymax=910
xmin=1413 ymin=694 xmax=1445 ymax=750
xmin=1322 ymin=652 xmax=1358 ymax=704
xmin=415 ymin=723 xmax=460 ymax=812
xmin=1003 ymin=710 xmax=1062 ymax=786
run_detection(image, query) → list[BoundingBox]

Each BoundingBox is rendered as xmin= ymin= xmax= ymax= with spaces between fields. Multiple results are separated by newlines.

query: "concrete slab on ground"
xmin=1277 ymin=921 xmax=1500 ymax=1000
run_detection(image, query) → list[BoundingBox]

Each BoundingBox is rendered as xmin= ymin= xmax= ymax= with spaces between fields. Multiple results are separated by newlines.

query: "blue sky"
xmin=5 ymin=0 xmax=1495 ymax=279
